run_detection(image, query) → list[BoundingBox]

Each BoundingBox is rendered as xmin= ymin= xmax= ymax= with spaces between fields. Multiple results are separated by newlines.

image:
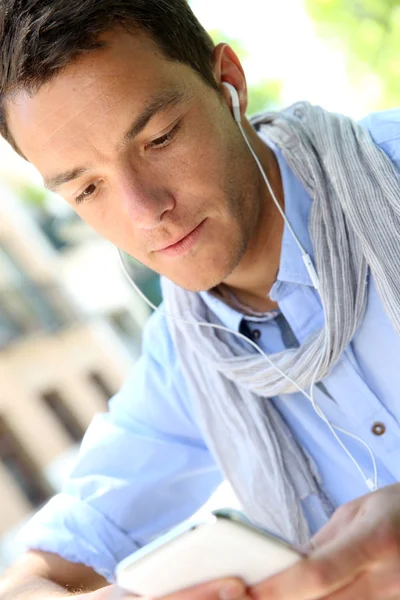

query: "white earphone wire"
xmin=118 ymin=251 xmax=377 ymax=492
xmin=116 ymin=83 xmax=378 ymax=492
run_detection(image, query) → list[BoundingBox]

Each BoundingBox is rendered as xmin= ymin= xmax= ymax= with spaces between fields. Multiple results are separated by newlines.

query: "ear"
xmin=213 ymin=43 xmax=248 ymax=119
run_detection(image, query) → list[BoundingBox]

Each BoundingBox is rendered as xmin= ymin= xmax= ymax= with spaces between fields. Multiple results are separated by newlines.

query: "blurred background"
xmin=0 ymin=0 xmax=398 ymax=572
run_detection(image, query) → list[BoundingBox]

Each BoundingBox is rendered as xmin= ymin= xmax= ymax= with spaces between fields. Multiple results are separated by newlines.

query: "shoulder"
xmin=141 ymin=303 xmax=173 ymax=357
xmin=134 ymin=303 xmax=182 ymax=389
xmin=110 ymin=303 xmax=198 ymax=431
xmin=359 ymin=108 xmax=400 ymax=166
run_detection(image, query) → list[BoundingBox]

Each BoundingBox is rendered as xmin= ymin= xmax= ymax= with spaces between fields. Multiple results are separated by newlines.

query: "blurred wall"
xmin=0 ymin=182 xmax=147 ymax=543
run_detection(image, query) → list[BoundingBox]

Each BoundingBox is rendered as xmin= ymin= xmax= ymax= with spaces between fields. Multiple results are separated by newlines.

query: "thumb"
xmin=252 ymin=528 xmax=379 ymax=600
xmin=85 ymin=584 xmax=137 ymax=599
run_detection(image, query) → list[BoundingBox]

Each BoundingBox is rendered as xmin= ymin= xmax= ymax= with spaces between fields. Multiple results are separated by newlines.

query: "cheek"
xmin=168 ymin=101 xmax=231 ymax=178
xmin=164 ymin=124 xmax=232 ymax=204
xmin=74 ymin=201 xmax=137 ymax=253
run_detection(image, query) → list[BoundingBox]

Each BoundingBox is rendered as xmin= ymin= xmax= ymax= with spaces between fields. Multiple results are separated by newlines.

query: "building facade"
xmin=0 ymin=182 xmax=155 ymax=565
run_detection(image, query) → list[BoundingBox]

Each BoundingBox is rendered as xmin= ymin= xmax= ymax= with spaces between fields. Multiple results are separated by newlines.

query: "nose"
xmin=118 ymin=171 xmax=175 ymax=230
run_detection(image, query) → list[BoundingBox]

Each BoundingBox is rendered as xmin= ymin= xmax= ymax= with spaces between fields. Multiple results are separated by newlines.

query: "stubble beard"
xmin=204 ymin=178 xmax=260 ymax=293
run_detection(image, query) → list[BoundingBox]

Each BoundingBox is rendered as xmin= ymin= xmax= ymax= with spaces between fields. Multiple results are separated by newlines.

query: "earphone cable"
xmin=116 ymin=89 xmax=378 ymax=491
xmin=118 ymin=249 xmax=377 ymax=491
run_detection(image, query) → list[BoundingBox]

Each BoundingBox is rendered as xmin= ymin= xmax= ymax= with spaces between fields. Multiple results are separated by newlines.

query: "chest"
xmin=244 ymin=277 xmax=400 ymax=506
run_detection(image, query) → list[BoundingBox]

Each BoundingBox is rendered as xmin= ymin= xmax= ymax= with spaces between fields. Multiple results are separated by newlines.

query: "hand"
xmin=84 ymin=578 xmax=248 ymax=600
xmin=251 ymin=483 xmax=400 ymax=600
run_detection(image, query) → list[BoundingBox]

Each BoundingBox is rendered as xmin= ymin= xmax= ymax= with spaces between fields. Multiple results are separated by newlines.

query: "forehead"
xmin=5 ymin=29 xmax=192 ymax=165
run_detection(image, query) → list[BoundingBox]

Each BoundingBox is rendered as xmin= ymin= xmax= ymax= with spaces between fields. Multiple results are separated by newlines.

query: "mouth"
xmin=155 ymin=219 xmax=206 ymax=257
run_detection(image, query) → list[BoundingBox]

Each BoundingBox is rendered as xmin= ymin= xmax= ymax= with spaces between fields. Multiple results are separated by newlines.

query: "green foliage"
xmin=209 ymin=29 xmax=282 ymax=114
xmin=18 ymin=183 xmax=48 ymax=209
xmin=246 ymin=80 xmax=283 ymax=115
xmin=208 ymin=29 xmax=250 ymax=60
xmin=305 ymin=0 xmax=400 ymax=108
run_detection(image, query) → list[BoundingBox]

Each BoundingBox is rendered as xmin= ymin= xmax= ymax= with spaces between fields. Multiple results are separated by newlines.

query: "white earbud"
xmin=222 ymin=82 xmax=242 ymax=123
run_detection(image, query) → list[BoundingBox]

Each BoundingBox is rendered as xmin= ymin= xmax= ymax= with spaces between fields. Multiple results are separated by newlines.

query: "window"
xmin=89 ymin=371 xmax=116 ymax=404
xmin=0 ymin=415 xmax=51 ymax=507
xmin=40 ymin=389 xmax=84 ymax=443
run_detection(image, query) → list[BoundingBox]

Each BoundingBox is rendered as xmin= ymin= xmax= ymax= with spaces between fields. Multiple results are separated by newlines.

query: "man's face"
xmin=6 ymin=29 xmax=262 ymax=291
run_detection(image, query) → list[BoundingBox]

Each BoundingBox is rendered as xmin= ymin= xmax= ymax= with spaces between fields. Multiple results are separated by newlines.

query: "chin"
xmin=167 ymin=261 xmax=236 ymax=293
xmin=161 ymin=233 xmax=246 ymax=292
xmin=167 ymin=274 xmax=218 ymax=293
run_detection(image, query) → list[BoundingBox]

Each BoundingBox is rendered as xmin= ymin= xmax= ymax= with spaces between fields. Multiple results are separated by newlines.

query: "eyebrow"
xmin=123 ymin=87 xmax=186 ymax=143
xmin=43 ymin=86 xmax=187 ymax=192
xmin=44 ymin=166 xmax=89 ymax=192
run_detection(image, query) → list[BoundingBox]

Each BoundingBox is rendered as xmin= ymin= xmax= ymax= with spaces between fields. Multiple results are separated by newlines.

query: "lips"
xmin=155 ymin=221 xmax=203 ymax=252
xmin=154 ymin=219 xmax=206 ymax=257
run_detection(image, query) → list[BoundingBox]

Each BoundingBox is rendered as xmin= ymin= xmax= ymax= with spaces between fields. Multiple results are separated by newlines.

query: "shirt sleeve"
xmin=360 ymin=108 xmax=400 ymax=168
xmin=18 ymin=308 xmax=222 ymax=583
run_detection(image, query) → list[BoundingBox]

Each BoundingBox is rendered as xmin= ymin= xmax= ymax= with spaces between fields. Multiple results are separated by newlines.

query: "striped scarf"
xmin=162 ymin=103 xmax=400 ymax=543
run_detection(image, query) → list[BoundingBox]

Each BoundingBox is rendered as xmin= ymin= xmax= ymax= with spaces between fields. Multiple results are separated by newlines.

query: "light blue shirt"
xmin=21 ymin=109 xmax=400 ymax=582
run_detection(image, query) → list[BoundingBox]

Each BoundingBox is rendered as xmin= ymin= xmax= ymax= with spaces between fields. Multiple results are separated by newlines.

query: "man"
xmin=1 ymin=0 xmax=400 ymax=599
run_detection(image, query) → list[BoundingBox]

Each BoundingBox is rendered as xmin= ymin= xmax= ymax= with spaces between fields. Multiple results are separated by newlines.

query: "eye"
xmin=146 ymin=121 xmax=181 ymax=150
xmin=75 ymin=181 xmax=100 ymax=205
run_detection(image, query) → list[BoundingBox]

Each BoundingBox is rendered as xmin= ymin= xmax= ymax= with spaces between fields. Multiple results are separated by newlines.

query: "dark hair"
xmin=0 ymin=0 xmax=218 ymax=151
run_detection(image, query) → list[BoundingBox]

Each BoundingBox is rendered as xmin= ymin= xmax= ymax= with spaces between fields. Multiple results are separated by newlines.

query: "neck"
xmin=222 ymin=120 xmax=285 ymax=313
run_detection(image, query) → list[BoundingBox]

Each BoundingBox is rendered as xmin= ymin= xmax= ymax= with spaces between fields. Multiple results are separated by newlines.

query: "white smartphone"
xmin=115 ymin=509 xmax=303 ymax=597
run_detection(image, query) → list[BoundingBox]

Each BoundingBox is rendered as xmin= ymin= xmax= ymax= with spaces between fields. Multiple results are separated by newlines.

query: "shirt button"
xmin=251 ymin=329 xmax=261 ymax=341
xmin=371 ymin=422 xmax=386 ymax=436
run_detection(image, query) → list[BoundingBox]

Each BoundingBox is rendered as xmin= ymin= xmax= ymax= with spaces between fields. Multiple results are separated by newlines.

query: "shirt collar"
xmin=199 ymin=289 xmax=244 ymax=332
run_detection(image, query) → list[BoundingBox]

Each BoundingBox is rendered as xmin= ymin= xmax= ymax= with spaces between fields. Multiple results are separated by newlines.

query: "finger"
xmin=94 ymin=584 xmax=138 ymax=599
xmin=323 ymin=561 xmax=400 ymax=600
xmin=308 ymin=504 xmax=360 ymax=551
xmin=104 ymin=579 xmax=247 ymax=600
xmin=252 ymin=530 xmax=377 ymax=600
xmin=150 ymin=578 xmax=247 ymax=600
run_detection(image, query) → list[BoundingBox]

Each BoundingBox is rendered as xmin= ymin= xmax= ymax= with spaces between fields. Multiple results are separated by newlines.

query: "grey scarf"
xmin=162 ymin=103 xmax=400 ymax=544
